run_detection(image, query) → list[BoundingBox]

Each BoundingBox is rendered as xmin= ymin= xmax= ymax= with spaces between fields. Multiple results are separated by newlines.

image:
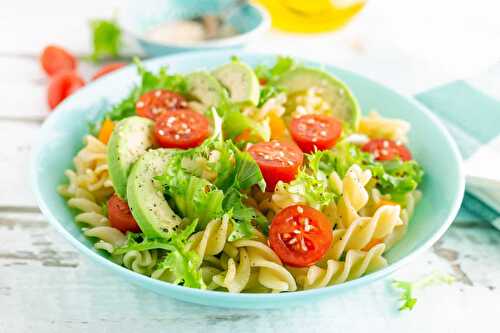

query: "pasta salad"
xmin=59 ymin=57 xmax=423 ymax=293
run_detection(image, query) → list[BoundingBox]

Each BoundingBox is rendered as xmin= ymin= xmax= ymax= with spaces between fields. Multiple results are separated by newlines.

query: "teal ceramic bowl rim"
xmin=31 ymin=50 xmax=465 ymax=304
xmin=119 ymin=3 xmax=271 ymax=49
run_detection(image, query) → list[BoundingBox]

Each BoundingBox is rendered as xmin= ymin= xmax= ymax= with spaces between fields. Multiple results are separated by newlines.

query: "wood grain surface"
xmin=2 ymin=0 xmax=500 ymax=331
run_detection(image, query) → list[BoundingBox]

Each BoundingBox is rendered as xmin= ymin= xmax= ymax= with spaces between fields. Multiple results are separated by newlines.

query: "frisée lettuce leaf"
xmin=113 ymin=220 xmax=204 ymax=289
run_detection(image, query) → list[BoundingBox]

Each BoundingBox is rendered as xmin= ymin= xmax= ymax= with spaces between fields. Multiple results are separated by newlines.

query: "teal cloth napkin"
xmin=415 ymin=81 xmax=500 ymax=229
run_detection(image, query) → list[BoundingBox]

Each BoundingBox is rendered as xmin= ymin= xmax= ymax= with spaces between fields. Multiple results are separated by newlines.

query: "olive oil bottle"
xmin=256 ymin=0 xmax=366 ymax=33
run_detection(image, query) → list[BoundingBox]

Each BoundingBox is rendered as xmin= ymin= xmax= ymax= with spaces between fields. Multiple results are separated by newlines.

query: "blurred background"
xmin=4 ymin=0 xmax=500 ymax=98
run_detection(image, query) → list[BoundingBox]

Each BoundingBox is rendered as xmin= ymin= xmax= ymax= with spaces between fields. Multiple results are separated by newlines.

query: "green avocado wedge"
xmin=213 ymin=62 xmax=260 ymax=105
xmin=107 ymin=116 xmax=155 ymax=199
xmin=127 ymin=149 xmax=182 ymax=238
xmin=278 ymin=67 xmax=361 ymax=129
xmin=186 ymin=71 xmax=226 ymax=111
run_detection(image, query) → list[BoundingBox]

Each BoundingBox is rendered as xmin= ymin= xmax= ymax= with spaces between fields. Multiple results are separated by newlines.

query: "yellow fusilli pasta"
xmin=291 ymin=244 xmax=387 ymax=290
xmin=359 ymin=112 xmax=410 ymax=143
xmin=335 ymin=165 xmax=372 ymax=228
xmin=326 ymin=204 xmax=402 ymax=260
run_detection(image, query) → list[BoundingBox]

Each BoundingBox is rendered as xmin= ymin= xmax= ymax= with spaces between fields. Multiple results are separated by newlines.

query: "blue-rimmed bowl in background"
xmin=119 ymin=0 xmax=270 ymax=56
xmin=32 ymin=51 xmax=464 ymax=309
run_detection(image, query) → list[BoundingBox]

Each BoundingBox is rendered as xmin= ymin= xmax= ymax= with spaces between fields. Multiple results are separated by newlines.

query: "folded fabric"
xmin=415 ymin=81 xmax=500 ymax=230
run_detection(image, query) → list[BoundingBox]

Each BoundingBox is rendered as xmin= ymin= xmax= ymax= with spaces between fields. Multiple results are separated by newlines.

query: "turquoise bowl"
xmin=119 ymin=0 xmax=270 ymax=56
xmin=31 ymin=51 xmax=464 ymax=309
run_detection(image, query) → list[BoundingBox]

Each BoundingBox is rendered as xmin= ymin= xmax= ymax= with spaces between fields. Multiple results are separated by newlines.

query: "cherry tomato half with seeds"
xmin=247 ymin=140 xmax=304 ymax=191
xmin=154 ymin=108 xmax=210 ymax=149
xmin=361 ymin=139 xmax=412 ymax=161
xmin=47 ymin=71 xmax=85 ymax=110
xmin=108 ymin=193 xmax=141 ymax=233
xmin=91 ymin=62 xmax=127 ymax=81
xmin=136 ymin=89 xmax=188 ymax=120
xmin=40 ymin=45 xmax=77 ymax=77
xmin=269 ymin=204 xmax=333 ymax=267
xmin=290 ymin=114 xmax=342 ymax=153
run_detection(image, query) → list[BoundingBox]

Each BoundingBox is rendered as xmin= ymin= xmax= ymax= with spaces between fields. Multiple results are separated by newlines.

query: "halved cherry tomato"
xmin=154 ymin=109 xmax=210 ymax=149
xmin=362 ymin=139 xmax=412 ymax=161
xmin=247 ymin=140 xmax=303 ymax=191
xmin=47 ymin=71 xmax=85 ymax=110
xmin=290 ymin=114 xmax=342 ymax=153
xmin=40 ymin=45 xmax=77 ymax=77
xmin=269 ymin=204 xmax=333 ymax=267
xmin=91 ymin=62 xmax=127 ymax=81
xmin=107 ymin=193 xmax=141 ymax=233
xmin=136 ymin=89 xmax=188 ymax=120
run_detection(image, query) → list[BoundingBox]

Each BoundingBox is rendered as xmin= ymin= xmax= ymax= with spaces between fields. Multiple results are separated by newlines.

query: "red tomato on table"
xmin=107 ymin=194 xmax=141 ymax=233
xmin=47 ymin=71 xmax=85 ymax=110
xmin=136 ymin=89 xmax=188 ymax=120
xmin=40 ymin=45 xmax=77 ymax=77
xmin=91 ymin=62 xmax=127 ymax=81
xmin=154 ymin=109 xmax=210 ymax=149
xmin=362 ymin=139 xmax=412 ymax=161
xmin=290 ymin=114 xmax=342 ymax=153
xmin=247 ymin=140 xmax=303 ymax=191
xmin=269 ymin=204 xmax=333 ymax=267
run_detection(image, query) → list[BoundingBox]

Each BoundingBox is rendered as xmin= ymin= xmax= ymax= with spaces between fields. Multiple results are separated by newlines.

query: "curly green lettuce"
xmin=114 ymin=220 xmax=204 ymax=289
xmin=312 ymin=141 xmax=424 ymax=204
xmin=156 ymin=111 xmax=266 ymax=238
xmin=393 ymin=272 xmax=455 ymax=311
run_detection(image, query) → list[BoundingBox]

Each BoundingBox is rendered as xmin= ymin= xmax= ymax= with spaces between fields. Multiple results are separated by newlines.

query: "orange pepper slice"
xmin=98 ymin=119 xmax=114 ymax=144
xmin=362 ymin=238 xmax=383 ymax=251
xmin=269 ymin=111 xmax=287 ymax=140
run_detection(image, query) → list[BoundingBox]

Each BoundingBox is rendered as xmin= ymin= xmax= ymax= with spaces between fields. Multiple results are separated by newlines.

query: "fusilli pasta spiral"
xmin=335 ymin=165 xmax=372 ymax=228
xmin=291 ymin=244 xmax=387 ymax=289
xmin=359 ymin=112 xmax=410 ymax=143
xmin=326 ymin=204 xmax=402 ymax=260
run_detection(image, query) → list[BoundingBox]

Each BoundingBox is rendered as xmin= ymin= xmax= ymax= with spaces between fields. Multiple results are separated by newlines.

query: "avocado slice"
xmin=278 ymin=67 xmax=361 ymax=128
xmin=186 ymin=71 xmax=225 ymax=111
xmin=127 ymin=149 xmax=182 ymax=238
xmin=107 ymin=116 xmax=155 ymax=199
xmin=212 ymin=62 xmax=260 ymax=105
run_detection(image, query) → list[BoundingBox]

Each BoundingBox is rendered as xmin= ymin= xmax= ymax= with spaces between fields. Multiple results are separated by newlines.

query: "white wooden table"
xmin=1 ymin=0 xmax=500 ymax=331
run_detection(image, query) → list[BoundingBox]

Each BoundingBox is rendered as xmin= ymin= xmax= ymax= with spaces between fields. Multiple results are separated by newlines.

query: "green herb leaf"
xmin=89 ymin=18 xmax=122 ymax=62
xmin=392 ymin=272 xmax=455 ymax=311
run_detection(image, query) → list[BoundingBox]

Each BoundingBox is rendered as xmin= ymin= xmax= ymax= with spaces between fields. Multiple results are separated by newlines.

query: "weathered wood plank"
xmin=0 ymin=121 xmax=39 ymax=207
xmin=0 ymin=211 xmax=499 ymax=332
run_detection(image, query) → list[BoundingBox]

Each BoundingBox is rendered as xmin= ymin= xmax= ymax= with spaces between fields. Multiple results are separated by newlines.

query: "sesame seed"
xmin=136 ymin=101 xmax=145 ymax=108
xmin=288 ymin=238 xmax=297 ymax=245
xmin=320 ymin=130 xmax=327 ymax=137
xmin=383 ymin=140 xmax=389 ymax=148
xmin=293 ymin=229 xmax=301 ymax=234
xmin=158 ymin=129 xmax=165 ymax=136
xmin=287 ymin=160 xmax=294 ymax=166
xmin=297 ymin=206 xmax=304 ymax=214
xmin=154 ymin=90 xmax=162 ymax=97
xmin=300 ymin=238 xmax=307 ymax=251
xmin=174 ymin=134 xmax=180 ymax=140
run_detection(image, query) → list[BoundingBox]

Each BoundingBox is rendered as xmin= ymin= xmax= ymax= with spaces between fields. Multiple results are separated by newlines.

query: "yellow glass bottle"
xmin=255 ymin=0 xmax=366 ymax=33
